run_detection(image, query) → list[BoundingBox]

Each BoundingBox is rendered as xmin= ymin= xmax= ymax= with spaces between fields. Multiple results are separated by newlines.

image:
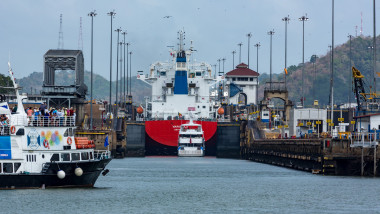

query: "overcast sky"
xmin=0 ymin=0 xmax=378 ymax=81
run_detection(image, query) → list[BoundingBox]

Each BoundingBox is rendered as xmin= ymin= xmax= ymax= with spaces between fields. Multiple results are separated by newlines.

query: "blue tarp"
xmin=229 ymin=82 xmax=242 ymax=97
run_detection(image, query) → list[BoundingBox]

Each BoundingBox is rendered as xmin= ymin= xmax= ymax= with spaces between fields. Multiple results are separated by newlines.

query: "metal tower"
xmin=58 ymin=14 xmax=64 ymax=49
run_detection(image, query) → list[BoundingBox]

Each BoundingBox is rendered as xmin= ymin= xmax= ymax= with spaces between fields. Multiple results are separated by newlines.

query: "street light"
xmin=282 ymin=15 xmax=290 ymax=89
xmin=88 ymin=10 xmax=97 ymax=130
xmin=348 ymin=34 xmax=353 ymax=106
xmin=122 ymin=31 xmax=127 ymax=104
xmin=254 ymin=43 xmax=261 ymax=105
xmin=238 ymin=42 xmax=243 ymax=64
xmin=299 ymin=15 xmax=309 ymax=107
xmin=247 ymin=33 xmax=252 ymax=68
xmin=232 ymin=51 xmax=236 ymax=69
xmin=115 ymin=28 xmax=122 ymax=106
xmin=126 ymin=43 xmax=130 ymax=95
xmin=129 ymin=51 xmax=132 ymax=96
xmin=268 ymin=30 xmax=275 ymax=90
xmin=107 ymin=10 xmax=116 ymax=112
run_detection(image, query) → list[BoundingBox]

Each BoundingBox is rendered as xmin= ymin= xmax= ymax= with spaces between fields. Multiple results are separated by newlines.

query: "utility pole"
xmin=88 ymin=10 xmax=97 ymax=130
xmin=373 ymin=0 xmax=377 ymax=94
xmin=107 ymin=10 xmax=116 ymax=112
xmin=247 ymin=33 xmax=252 ymax=68
xmin=129 ymin=51 xmax=132 ymax=96
xmin=329 ymin=0 xmax=335 ymax=133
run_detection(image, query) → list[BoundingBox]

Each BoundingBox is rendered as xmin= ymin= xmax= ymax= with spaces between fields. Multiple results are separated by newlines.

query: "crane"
xmin=352 ymin=66 xmax=378 ymax=110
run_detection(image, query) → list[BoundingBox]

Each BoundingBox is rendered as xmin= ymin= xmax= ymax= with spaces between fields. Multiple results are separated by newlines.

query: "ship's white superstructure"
xmin=138 ymin=31 xmax=224 ymax=120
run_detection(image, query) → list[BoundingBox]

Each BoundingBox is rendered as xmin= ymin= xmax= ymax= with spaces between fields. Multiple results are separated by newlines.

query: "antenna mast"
xmin=78 ymin=17 xmax=83 ymax=50
xmin=58 ymin=14 xmax=64 ymax=49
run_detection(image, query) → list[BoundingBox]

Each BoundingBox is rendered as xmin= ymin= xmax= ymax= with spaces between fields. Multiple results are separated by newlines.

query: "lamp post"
xmin=126 ymin=43 xmax=130 ymax=95
xmin=247 ymin=33 xmax=252 ymax=68
xmin=122 ymin=31 xmax=127 ymax=104
xmin=254 ymin=43 xmax=261 ymax=105
xmin=268 ymin=30 xmax=275 ymax=90
xmin=107 ymin=10 xmax=116 ymax=112
xmin=348 ymin=34 xmax=353 ymax=107
xmin=88 ymin=10 xmax=96 ymax=130
xmin=311 ymin=54 xmax=317 ymax=102
xmin=373 ymin=0 xmax=377 ymax=94
xmin=115 ymin=28 xmax=122 ymax=106
xmin=282 ymin=15 xmax=290 ymax=89
xmin=232 ymin=51 xmax=236 ymax=69
xmin=329 ymin=0 xmax=334 ymax=133
xmin=119 ymin=41 xmax=123 ymax=103
xmin=299 ymin=15 xmax=309 ymax=107
xmin=129 ymin=51 xmax=132 ymax=96
xmin=238 ymin=43 xmax=243 ymax=64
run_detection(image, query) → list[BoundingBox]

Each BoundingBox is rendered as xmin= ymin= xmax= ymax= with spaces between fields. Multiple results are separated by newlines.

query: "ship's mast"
xmin=178 ymin=30 xmax=185 ymax=51
xmin=8 ymin=62 xmax=27 ymax=116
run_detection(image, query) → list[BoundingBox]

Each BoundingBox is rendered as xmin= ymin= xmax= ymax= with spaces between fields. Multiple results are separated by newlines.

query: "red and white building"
xmin=225 ymin=63 xmax=260 ymax=105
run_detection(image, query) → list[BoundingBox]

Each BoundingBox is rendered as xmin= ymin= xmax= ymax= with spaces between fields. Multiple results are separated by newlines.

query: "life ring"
xmin=67 ymin=137 xmax=73 ymax=145
xmin=10 ymin=126 xmax=16 ymax=134
xmin=43 ymin=139 xmax=49 ymax=149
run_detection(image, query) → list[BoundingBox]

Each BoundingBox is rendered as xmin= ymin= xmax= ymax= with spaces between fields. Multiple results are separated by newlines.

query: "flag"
xmin=284 ymin=68 xmax=288 ymax=75
xmin=104 ymin=136 xmax=109 ymax=147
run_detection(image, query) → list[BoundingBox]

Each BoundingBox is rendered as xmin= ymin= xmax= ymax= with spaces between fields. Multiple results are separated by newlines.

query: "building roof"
xmin=226 ymin=63 xmax=259 ymax=77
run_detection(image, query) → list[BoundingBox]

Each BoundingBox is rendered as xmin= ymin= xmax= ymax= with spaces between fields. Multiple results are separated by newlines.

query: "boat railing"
xmin=0 ymin=126 xmax=10 ymax=135
xmin=94 ymin=150 xmax=111 ymax=160
xmin=15 ymin=116 xmax=76 ymax=127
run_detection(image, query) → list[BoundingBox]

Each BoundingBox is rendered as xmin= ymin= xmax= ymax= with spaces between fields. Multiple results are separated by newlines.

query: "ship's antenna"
xmin=58 ymin=14 xmax=64 ymax=49
xmin=177 ymin=30 xmax=185 ymax=51
xmin=78 ymin=17 xmax=83 ymax=50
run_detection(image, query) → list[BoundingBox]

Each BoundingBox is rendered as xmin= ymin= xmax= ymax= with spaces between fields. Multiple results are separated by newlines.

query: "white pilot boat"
xmin=0 ymin=63 xmax=111 ymax=189
xmin=177 ymin=116 xmax=205 ymax=157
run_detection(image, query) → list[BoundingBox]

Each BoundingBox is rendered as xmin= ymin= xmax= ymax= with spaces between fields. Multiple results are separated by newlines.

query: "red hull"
xmin=145 ymin=120 xmax=217 ymax=156
xmin=145 ymin=120 xmax=217 ymax=147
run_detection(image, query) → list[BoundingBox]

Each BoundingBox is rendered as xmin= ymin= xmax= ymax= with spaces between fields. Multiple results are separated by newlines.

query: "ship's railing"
xmin=94 ymin=150 xmax=111 ymax=160
xmin=15 ymin=116 xmax=76 ymax=127
xmin=0 ymin=125 xmax=10 ymax=135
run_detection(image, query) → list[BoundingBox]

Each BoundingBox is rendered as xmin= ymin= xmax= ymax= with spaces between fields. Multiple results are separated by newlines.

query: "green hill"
xmin=258 ymin=35 xmax=380 ymax=106
xmin=17 ymin=71 xmax=151 ymax=104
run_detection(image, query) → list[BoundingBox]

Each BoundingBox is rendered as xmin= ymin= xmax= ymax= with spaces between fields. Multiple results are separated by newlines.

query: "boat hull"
xmin=0 ymin=158 xmax=111 ymax=189
xmin=145 ymin=120 xmax=217 ymax=156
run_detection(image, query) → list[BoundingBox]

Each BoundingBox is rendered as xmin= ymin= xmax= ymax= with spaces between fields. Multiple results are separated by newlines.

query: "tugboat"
xmin=0 ymin=63 xmax=111 ymax=189
xmin=177 ymin=114 xmax=205 ymax=157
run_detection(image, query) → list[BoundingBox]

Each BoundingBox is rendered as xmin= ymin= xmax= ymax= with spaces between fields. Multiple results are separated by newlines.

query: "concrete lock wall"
xmin=216 ymin=123 xmax=241 ymax=158
xmin=126 ymin=123 xmax=145 ymax=157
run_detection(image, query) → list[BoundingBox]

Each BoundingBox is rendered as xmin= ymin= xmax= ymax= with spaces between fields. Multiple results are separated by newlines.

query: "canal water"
xmin=1 ymin=157 xmax=380 ymax=213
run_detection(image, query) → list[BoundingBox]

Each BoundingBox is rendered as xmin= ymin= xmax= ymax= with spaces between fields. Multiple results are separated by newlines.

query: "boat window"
xmin=3 ymin=163 xmax=13 ymax=173
xmin=160 ymin=71 xmax=166 ymax=76
xmin=14 ymin=163 xmax=21 ymax=172
xmin=50 ymin=153 xmax=59 ymax=162
xmin=72 ymin=153 xmax=80 ymax=161
xmin=81 ymin=152 xmax=89 ymax=160
xmin=61 ymin=153 xmax=70 ymax=162
xmin=196 ymin=72 xmax=202 ymax=76
xmin=89 ymin=152 xmax=93 ymax=160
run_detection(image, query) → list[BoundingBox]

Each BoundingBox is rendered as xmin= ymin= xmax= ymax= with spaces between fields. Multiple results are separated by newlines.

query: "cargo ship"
xmin=0 ymin=63 xmax=111 ymax=189
xmin=138 ymin=31 xmax=223 ymax=155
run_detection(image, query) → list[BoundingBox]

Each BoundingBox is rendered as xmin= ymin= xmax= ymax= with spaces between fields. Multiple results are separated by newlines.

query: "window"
xmin=196 ymin=72 xmax=202 ymax=76
xmin=51 ymin=153 xmax=59 ymax=162
xmin=3 ymin=163 xmax=13 ymax=173
xmin=14 ymin=163 xmax=21 ymax=172
xmin=81 ymin=152 xmax=89 ymax=160
xmin=203 ymin=106 xmax=206 ymax=109
xmin=89 ymin=152 xmax=93 ymax=160
xmin=232 ymin=78 xmax=236 ymax=81
xmin=61 ymin=153 xmax=70 ymax=161
xmin=72 ymin=153 xmax=80 ymax=161
xmin=250 ymin=78 xmax=253 ymax=81
xmin=160 ymin=71 xmax=166 ymax=76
